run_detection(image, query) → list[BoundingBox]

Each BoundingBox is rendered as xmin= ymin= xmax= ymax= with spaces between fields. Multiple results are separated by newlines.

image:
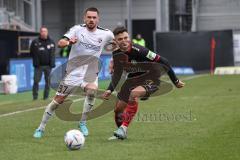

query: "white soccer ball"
xmin=64 ymin=129 xmax=85 ymax=150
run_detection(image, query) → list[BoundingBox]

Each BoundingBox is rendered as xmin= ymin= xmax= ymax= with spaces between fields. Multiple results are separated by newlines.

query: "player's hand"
xmin=176 ymin=80 xmax=185 ymax=88
xmin=101 ymin=90 xmax=112 ymax=100
xmin=69 ymin=37 xmax=78 ymax=44
xmin=105 ymin=40 xmax=118 ymax=52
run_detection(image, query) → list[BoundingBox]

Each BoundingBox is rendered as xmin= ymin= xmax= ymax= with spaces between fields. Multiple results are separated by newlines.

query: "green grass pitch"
xmin=0 ymin=74 xmax=240 ymax=160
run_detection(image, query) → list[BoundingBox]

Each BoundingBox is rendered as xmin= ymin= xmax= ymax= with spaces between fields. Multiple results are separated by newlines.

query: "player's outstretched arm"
xmin=157 ymin=56 xmax=185 ymax=88
xmin=135 ymin=45 xmax=185 ymax=89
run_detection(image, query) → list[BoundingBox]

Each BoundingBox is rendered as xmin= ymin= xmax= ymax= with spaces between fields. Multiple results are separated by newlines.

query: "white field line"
xmin=181 ymin=74 xmax=207 ymax=81
xmin=0 ymin=101 xmax=14 ymax=105
xmin=0 ymin=98 xmax=84 ymax=118
xmin=0 ymin=74 xmax=207 ymax=118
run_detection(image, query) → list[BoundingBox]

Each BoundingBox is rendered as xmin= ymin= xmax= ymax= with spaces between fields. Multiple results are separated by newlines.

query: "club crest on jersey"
xmin=146 ymin=51 xmax=157 ymax=60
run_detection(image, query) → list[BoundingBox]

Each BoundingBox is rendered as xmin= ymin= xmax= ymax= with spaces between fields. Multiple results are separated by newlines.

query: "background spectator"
xmin=30 ymin=26 xmax=55 ymax=100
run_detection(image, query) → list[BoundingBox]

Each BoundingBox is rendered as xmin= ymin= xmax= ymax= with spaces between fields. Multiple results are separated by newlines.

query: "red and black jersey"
xmin=113 ymin=43 xmax=160 ymax=63
xmin=107 ymin=43 xmax=179 ymax=92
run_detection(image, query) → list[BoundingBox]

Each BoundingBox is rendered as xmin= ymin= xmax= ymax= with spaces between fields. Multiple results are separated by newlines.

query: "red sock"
xmin=122 ymin=101 xmax=138 ymax=127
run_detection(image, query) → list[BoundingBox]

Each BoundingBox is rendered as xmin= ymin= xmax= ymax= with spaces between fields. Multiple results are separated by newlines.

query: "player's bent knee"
xmin=54 ymin=95 xmax=66 ymax=104
xmin=85 ymin=83 xmax=97 ymax=91
xmin=129 ymin=91 xmax=138 ymax=100
xmin=130 ymin=90 xmax=144 ymax=100
xmin=85 ymin=84 xmax=97 ymax=97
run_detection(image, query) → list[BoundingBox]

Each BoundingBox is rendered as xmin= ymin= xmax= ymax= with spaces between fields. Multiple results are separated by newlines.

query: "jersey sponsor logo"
xmin=81 ymin=34 xmax=84 ymax=39
xmin=132 ymin=46 xmax=140 ymax=52
xmin=79 ymin=41 xmax=101 ymax=52
xmin=131 ymin=60 xmax=137 ymax=64
xmin=39 ymin=47 xmax=45 ymax=51
xmin=146 ymin=51 xmax=157 ymax=60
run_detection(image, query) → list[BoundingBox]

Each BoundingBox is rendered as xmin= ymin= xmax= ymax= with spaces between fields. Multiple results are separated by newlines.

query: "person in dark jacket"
xmin=30 ymin=26 xmax=55 ymax=100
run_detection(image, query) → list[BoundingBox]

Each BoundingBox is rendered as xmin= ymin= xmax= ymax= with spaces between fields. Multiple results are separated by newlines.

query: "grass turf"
xmin=0 ymin=75 xmax=240 ymax=160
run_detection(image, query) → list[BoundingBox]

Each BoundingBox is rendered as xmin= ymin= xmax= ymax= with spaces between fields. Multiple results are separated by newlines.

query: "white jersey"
xmin=64 ymin=24 xmax=114 ymax=59
xmin=55 ymin=24 xmax=113 ymax=96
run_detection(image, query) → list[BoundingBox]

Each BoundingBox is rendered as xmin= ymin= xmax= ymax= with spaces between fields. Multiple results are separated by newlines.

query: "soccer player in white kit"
xmin=33 ymin=7 xmax=114 ymax=138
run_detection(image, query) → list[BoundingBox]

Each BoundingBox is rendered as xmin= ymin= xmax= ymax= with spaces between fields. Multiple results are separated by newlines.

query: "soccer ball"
xmin=64 ymin=129 xmax=85 ymax=150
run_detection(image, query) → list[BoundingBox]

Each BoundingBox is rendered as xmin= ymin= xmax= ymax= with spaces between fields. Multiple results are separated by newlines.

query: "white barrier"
xmin=214 ymin=66 xmax=240 ymax=75
xmin=1 ymin=75 xmax=18 ymax=94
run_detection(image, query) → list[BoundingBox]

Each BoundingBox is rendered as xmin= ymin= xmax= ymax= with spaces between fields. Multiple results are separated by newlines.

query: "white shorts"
xmin=56 ymin=63 xmax=98 ymax=97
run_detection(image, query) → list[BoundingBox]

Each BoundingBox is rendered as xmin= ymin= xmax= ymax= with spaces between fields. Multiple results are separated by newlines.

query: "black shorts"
xmin=117 ymin=78 xmax=160 ymax=103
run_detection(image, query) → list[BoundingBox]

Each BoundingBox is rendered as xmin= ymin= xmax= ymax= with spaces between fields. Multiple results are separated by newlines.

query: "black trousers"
xmin=32 ymin=66 xmax=51 ymax=99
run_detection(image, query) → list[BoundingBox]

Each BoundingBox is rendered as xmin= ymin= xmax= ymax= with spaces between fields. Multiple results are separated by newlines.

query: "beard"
xmin=86 ymin=22 xmax=96 ymax=30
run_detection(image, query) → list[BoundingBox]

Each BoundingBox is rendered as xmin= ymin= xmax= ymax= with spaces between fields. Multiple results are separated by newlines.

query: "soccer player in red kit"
xmin=102 ymin=26 xmax=185 ymax=140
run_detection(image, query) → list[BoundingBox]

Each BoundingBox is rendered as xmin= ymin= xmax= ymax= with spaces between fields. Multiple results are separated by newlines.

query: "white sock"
xmin=38 ymin=100 xmax=59 ymax=131
xmin=80 ymin=96 xmax=95 ymax=123
xmin=121 ymin=125 xmax=128 ymax=133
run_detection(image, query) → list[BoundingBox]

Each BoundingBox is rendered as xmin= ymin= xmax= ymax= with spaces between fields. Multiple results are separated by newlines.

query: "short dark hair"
xmin=113 ymin=26 xmax=128 ymax=36
xmin=40 ymin=26 xmax=48 ymax=30
xmin=84 ymin=7 xmax=99 ymax=15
